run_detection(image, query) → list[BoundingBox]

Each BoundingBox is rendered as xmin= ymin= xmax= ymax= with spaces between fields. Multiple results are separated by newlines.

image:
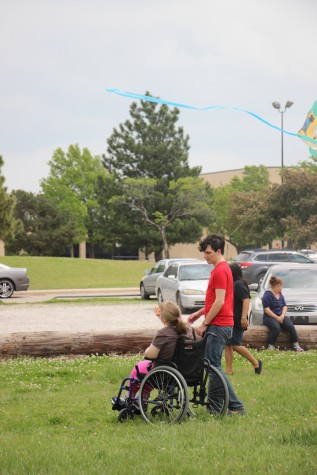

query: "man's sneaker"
xmin=254 ymin=360 xmax=263 ymax=375
xmin=267 ymin=344 xmax=275 ymax=350
xmin=227 ymin=408 xmax=247 ymax=417
xmin=294 ymin=345 xmax=304 ymax=352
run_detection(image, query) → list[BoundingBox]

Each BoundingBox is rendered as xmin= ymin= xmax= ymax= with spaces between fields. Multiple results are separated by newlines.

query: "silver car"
xmin=155 ymin=262 xmax=213 ymax=313
xmin=250 ymin=264 xmax=317 ymax=325
xmin=140 ymin=258 xmax=200 ymax=299
xmin=0 ymin=263 xmax=30 ymax=298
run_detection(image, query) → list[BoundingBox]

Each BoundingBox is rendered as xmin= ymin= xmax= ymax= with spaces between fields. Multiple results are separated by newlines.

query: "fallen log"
xmin=0 ymin=330 xmax=155 ymax=357
xmin=0 ymin=326 xmax=316 ymax=357
xmin=243 ymin=325 xmax=316 ymax=350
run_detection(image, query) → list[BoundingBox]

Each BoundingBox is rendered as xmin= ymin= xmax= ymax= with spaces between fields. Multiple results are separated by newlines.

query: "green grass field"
xmin=0 ymin=256 xmax=153 ymax=290
xmin=0 ymin=350 xmax=316 ymax=475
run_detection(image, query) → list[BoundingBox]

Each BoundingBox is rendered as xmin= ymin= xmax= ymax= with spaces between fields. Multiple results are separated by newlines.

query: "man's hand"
xmin=188 ymin=311 xmax=201 ymax=324
xmin=195 ymin=325 xmax=206 ymax=337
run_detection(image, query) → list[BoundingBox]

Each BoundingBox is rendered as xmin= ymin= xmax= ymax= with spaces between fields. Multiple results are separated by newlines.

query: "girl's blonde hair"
xmin=159 ymin=301 xmax=187 ymax=335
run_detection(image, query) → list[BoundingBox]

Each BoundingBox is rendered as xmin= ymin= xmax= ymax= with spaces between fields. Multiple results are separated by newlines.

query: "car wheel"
xmin=176 ymin=293 xmax=186 ymax=314
xmin=0 ymin=279 xmax=15 ymax=298
xmin=256 ymin=273 xmax=266 ymax=286
xmin=248 ymin=311 xmax=254 ymax=326
xmin=140 ymin=283 xmax=150 ymax=300
xmin=157 ymin=289 xmax=163 ymax=304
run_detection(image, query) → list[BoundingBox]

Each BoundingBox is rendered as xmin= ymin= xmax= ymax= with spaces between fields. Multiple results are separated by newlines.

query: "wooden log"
xmin=0 ymin=326 xmax=316 ymax=357
xmin=0 ymin=330 xmax=155 ymax=357
xmin=243 ymin=325 xmax=317 ymax=350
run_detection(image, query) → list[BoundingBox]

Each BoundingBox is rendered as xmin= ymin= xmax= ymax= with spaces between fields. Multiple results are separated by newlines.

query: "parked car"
xmin=0 ymin=263 xmax=30 ymax=298
xmin=234 ymin=249 xmax=315 ymax=285
xmin=155 ymin=261 xmax=213 ymax=313
xmin=298 ymin=249 xmax=317 ymax=262
xmin=249 ymin=263 xmax=317 ymax=326
xmin=140 ymin=258 xmax=200 ymax=299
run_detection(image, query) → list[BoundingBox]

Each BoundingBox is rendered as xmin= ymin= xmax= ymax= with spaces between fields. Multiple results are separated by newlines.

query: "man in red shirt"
xmin=188 ymin=234 xmax=246 ymax=415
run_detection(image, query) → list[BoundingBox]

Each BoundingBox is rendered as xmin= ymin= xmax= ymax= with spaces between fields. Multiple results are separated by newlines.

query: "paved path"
xmin=0 ymin=289 xmax=164 ymax=333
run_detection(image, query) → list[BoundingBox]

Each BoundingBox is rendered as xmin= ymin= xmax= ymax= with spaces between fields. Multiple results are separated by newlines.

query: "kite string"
xmin=107 ymin=88 xmax=317 ymax=146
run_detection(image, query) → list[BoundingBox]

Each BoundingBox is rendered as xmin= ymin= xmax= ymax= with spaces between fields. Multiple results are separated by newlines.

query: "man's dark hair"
xmin=198 ymin=234 xmax=225 ymax=254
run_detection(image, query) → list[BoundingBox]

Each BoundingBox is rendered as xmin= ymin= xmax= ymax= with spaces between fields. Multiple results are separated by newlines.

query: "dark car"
xmin=0 ymin=263 xmax=30 ymax=298
xmin=234 ymin=249 xmax=314 ymax=285
xmin=250 ymin=264 xmax=317 ymax=326
xmin=140 ymin=258 xmax=200 ymax=299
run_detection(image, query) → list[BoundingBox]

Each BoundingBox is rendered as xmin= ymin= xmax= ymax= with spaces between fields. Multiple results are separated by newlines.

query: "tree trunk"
xmin=0 ymin=326 xmax=315 ymax=357
xmin=70 ymin=245 xmax=74 ymax=258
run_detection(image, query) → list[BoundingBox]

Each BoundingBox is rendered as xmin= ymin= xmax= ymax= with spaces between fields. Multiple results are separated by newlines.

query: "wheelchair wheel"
xmin=138 ymin=366 xmax=189 ymax=424
xmin=118 ymin=408 xmax=134 ymax=423
xmin=206 ymin=364 xmax=229 ymax=416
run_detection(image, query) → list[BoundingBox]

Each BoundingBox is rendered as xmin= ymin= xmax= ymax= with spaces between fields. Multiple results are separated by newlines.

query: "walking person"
xmin=188 ymin=234 xmax=246 ymax=416
xmin=262 ymin=276 xmax=304 ymax=352
xmin=224 ymin=262 xmax=262 ymax=375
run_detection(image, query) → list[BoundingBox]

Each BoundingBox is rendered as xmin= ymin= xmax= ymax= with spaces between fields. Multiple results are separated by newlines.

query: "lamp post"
xmin=272 ymin=100 xmax=294 ymax=173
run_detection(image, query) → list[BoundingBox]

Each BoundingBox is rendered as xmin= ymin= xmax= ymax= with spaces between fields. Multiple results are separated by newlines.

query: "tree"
xmin=41 ymin=145 xmax=109 ymax=257
xmin=212 ymin=165 xmax=271 ymax=251
xmin=103 ymin=93 xmax=206 ymax=258
xmin=266 ymin=168 xmax=317 ymax=248
xmin=112 ymin=177 xmax=213 ymax=258
xmin=0 ymin=156 xmax=18 ymax=242
xmin=5 ymin=190 xmax=78 ymax=256
xmin=105 ymin=92 xmax=201 ymax=182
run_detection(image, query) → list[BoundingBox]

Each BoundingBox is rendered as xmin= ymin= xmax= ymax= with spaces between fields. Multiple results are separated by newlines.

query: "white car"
xmin=155 ymin=261 xmax=213 ymax=313
xmin=140 ymin=258 xmax=200 ymax=299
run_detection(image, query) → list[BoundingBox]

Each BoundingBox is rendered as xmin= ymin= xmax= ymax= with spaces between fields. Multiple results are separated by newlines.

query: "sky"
xmin=1 ymin=0 xmax=316 ymax=193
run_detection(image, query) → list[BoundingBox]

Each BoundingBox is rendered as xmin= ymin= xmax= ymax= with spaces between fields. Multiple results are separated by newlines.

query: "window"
xmin=164 ymin=265 xmax=177 ymax=278
xmin=253 ymin=253 xmax=268 ymax=262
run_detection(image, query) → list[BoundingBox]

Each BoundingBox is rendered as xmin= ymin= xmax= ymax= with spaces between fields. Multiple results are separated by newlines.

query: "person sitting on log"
xmin=262 ymin=276 xmax=304 ymax=352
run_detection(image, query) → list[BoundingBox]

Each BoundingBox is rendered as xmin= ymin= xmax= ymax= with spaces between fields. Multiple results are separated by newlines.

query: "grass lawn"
xmin=0 ymin=256 xmax=153 ymax=290
xmin=0 ymin=350 xmax=316 ymax=475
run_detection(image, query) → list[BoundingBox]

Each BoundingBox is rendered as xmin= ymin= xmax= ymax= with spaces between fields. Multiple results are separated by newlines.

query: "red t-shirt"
xmin=204 ymin=261 xmax=234 ymax=327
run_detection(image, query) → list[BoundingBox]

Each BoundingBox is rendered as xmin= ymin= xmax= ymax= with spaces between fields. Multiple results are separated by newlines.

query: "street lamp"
xmin=272 ymin=100 xmax=294 ymax=172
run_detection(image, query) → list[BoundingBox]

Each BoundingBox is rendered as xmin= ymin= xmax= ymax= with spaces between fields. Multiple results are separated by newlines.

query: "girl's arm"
xmin=241 ymin=298 xmax=250 ymax=330
xmin=144 ymin=344 xmax=160 ymax=359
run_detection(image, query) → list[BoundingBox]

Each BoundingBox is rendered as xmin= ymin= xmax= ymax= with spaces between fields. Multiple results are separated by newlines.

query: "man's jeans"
xmin=205 ymin=325 xmax=244 ymax=411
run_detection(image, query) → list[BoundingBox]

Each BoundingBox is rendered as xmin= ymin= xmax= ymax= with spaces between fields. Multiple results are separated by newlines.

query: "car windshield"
xmin=263 ymin=268 xmax=317 ymax=289
xmin=235 ymin=252 xmax=252 ymax=262
xmin=179 ymin=265 xmax=212 ymax=281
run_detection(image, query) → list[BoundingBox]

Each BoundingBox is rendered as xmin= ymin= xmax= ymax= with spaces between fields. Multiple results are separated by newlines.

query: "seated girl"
xmin=130 ymin=300 xmax=195 ymax=396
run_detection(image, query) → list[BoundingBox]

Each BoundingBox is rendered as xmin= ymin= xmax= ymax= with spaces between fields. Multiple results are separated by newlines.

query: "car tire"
xmin=157 ymin=289 xmax=163 ymax=304
xmin=176 ymin=293 xmax=186 ymax=314
xmin=0 ymin=279 xmax=15 ymax=298
xmin=140 ymin=283 xmax=150 ymax=300
xmin=256 ymin=272 xmax=266 ymax=286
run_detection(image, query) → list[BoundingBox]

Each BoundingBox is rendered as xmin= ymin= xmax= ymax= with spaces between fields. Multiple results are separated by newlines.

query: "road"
xmin=0 ymin=289 xmax=163 ymax=333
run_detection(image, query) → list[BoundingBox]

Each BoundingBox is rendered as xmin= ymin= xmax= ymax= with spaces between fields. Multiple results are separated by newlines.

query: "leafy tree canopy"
xmin=0 ymin=156 xmax=18 ymax=241
xmin=104 ymin=92 xmax=201 ymax=183
xmin=41 ymin=145 xmax=108 ymax=247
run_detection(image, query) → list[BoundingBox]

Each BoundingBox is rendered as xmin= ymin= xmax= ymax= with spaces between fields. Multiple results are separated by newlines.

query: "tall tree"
xmin=41 ymin=145 xmax=109 ymax=257
xmin=111 ymin=177 xmax=213 ymax=258
xmin=212 ymin=165 xmax=271 ymax=250
xmin=0 ymin=156 xmax=18 ymax=242
xmin=105 ymin=93 xmax=201 ymax=182
xmin=103 ymin=93 xmax=205 ymax=258
xmin=5 ymin=190 xmax=78 ymax=256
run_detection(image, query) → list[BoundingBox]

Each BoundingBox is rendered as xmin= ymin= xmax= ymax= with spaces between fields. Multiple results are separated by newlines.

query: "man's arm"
xmin=196 ymin=289 xmax=225 ymax=336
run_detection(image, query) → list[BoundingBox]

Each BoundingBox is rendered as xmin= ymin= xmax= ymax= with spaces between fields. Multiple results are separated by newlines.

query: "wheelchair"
xmin=112 ymin=334 xmax=229 ymax=424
